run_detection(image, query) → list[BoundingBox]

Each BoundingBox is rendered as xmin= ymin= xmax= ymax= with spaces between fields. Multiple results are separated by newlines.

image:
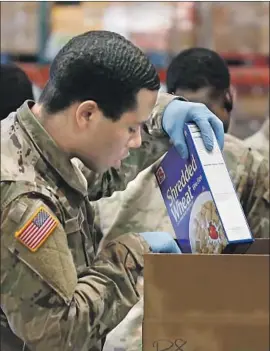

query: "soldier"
xmin=0 ymin=31 xmax=224 ymax=351
xmin=96 ymin=48 xmax=269 ymax=351
xmin=166 ymin=48 xmax=269 ymax=239
xmin=0 ymin=63 xmax=34 ymax=121
xmin=244 ymin=117 xmax=269 ymax=159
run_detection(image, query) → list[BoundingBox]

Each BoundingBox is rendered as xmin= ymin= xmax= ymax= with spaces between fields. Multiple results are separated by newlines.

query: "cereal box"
xmin=155 ymin=123 xmax=254 ymax=254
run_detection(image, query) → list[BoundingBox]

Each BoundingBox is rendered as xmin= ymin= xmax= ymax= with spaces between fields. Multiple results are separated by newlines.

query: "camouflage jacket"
xmin=244 ymin=118 xmax=269 ymax=159
xmin=0 ymin=93 xmax=177 ymax=351
xmin=92 ymin=133 xmax=270 ymax=351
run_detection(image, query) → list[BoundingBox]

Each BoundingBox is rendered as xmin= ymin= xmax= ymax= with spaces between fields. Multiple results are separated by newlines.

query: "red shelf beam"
xmin=17 ymin=63 xmax=50 ymax=89
xmin=220 ymin=53 xmax=269 ymax=67
xmin=18 ymin=63 xmax=269 ymax=90
xmin=159 ymin=66 xmax=269 ymax=87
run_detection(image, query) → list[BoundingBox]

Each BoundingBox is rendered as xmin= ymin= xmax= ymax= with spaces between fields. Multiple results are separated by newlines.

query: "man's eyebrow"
xmin=138 ymin=118 xmax=149 ymax=125
xmin=129 ymin=117 xmax=149 ymax=127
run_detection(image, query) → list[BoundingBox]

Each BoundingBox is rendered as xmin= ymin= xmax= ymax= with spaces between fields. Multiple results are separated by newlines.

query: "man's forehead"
xmin=136 ymin=88 xmax=158 ymax=108
xmin=123 ymin=89 xmax=157 ymax=124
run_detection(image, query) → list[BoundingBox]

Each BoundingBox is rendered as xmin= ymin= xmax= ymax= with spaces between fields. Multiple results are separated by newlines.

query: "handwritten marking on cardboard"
xmin=152 ymin=338 xmax=187 ymax=351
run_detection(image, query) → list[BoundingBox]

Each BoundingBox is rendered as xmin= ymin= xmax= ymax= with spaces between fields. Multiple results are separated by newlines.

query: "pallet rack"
xmin=1 ymin=3 xmax=269 ymax=90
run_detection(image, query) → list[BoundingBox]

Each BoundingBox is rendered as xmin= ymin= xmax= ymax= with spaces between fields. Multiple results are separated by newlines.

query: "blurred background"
xmin=1 ymin=1 xmax=269 ymax=139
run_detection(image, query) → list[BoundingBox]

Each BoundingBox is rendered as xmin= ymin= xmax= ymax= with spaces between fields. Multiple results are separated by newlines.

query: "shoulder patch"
xmin=15 ymin=206 xmax=58 ymax=252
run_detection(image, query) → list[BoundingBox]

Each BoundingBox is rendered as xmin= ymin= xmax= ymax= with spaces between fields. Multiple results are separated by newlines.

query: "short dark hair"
xmin=0 ymin=63 xmax=34 ymax=120
xmin=39 ymin=30 xmax=160 ymax=120
xmin=166 ymin=47 xmax=230 ymax=97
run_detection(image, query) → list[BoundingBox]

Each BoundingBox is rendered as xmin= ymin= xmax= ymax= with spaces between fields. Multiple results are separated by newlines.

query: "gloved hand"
xmin=162 ymin=100 xmax=224 ymax=159
xmin=139 ymin=232 xmax=181 ymax=253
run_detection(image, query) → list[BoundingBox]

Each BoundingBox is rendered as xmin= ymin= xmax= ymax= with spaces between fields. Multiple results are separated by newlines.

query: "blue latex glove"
xmin=162 ymin=100 xmax=224 ymax=159
xmin=140 ymin=232 xmax=181 ymax=253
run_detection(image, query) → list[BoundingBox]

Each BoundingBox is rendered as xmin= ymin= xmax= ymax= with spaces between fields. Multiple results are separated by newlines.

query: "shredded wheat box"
xmin=155 ymin=123 xmax=254 ymax=254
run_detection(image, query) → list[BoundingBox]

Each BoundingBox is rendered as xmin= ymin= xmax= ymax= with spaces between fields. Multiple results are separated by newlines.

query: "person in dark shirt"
xmin=0 ymin=63 xmax=34 ymax=120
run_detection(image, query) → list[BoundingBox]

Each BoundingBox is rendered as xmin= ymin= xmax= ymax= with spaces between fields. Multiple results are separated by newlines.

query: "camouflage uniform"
xmin=223 ymin=133 xmax=269 ymax=238
xmin=244 ymin=118 xmax=269 ymax=159
xmin=0 ymin=93 xmax=178 ymax=351
xmin=92 ymin=133 xmax=270 ymax=351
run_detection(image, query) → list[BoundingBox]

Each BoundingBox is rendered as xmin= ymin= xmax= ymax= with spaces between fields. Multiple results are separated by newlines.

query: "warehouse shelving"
xmin=1 ymin=2 xmax=269 ymax=92
xmin=17 ymin=58 xmax=269 ymax=90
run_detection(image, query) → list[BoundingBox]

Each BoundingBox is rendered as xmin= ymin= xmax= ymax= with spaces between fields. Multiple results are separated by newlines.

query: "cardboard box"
xmin=51 ymin=2 xmax=109 ymax=37
xmin=211 ymin=2 xmax=269 ymax=54
xmin=128 ymin=2 xmax=196 ymax=52
xmin=51 ymin=5 xmax=86 ymax=35
xmin=167 ymin=2 xmax=196 ymax=53
xmin=155 ymin=124 xmax=253 ymax=254
xmin=0 ymin=2 xmax=39 ymax=54
xmin=143 ymin=239 xmax=270 ymax=351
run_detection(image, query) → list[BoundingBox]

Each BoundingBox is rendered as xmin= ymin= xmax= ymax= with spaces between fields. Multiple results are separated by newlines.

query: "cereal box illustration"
xmin=155 ymin=123 xmax=254 ymax=254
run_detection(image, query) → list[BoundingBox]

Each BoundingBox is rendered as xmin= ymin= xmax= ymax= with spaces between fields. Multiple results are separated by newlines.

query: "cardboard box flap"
xmin=245 ymin=238 xmax=270 ymax=254
xmin=173 ymin=238 xmax=270 ymax=254
xmin=143 ymin=254 xmax=269 ymax=351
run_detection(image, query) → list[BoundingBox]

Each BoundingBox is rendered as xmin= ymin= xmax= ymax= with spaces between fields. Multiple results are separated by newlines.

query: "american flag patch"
xmin=15 ymin=207 xmax=57 ymax=252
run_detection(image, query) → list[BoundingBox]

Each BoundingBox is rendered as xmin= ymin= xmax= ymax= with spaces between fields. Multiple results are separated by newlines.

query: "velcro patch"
xmin=15 ymin=206 xmax=58 ymax=252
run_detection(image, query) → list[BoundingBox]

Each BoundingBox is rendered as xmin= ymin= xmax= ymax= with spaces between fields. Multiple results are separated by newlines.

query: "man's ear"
xmin=229 ymin=85 xmax=237 ymax=105
xmin=75 ymin=100 xmax=99 ymax=129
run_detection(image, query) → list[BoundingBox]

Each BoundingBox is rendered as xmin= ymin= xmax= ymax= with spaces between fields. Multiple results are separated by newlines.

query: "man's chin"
xmin=75 ymin=156 xmax=122 ymax=173
xmin=113 ymin=159 xmax=122 ymax=169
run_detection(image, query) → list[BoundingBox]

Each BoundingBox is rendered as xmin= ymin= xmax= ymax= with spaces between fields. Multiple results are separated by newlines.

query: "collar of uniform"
xmin=17 ymin=101 xmax=88 ymax=197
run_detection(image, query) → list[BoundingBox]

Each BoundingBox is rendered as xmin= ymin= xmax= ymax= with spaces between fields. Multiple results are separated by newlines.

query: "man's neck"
xmin=31 ymin=103 xmax=73 ymax=156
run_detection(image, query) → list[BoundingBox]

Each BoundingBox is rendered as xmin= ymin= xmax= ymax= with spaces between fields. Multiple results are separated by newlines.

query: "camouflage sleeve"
xmin=224 ymin=137 xmax=269 ymax=238
xmin=1 ymin=196 xmax=150 ymax=350
xmin=243 ymin=118 xmax=269 ymax=158
xmin=87 ymin=92 xmax=184 ymax=200
xmin=244 ymin=157 xmax=269 ymax=238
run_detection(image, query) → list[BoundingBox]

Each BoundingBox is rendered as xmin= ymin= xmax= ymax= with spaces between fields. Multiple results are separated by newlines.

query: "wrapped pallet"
xmin=211 ymin=2 xmax=269 ymax=54
xmin=0 ymin=2 xmax=39 ymax=55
